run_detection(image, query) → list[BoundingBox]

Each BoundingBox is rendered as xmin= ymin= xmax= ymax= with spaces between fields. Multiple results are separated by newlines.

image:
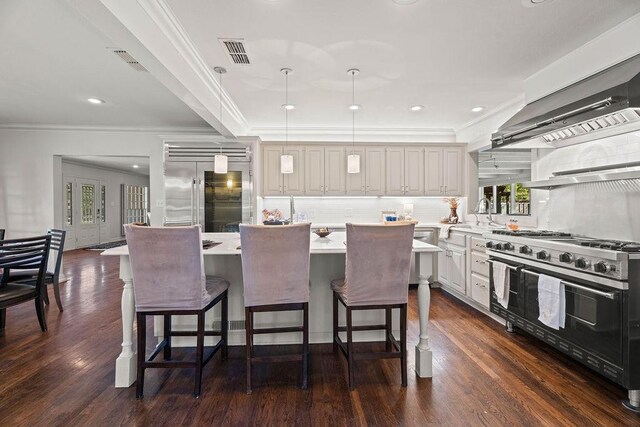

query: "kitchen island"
xmin=103 ymin=231 xmax=441 ymax=387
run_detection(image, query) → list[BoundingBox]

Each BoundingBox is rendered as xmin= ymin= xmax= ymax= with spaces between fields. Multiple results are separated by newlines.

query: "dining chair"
xmin=0 ymin=234 xmax=51 ymax=335
xmin=3 ymin=229 xmax=66 ymax=311
xmin=239 ymin=223 xmax=311 ymax=394
xmin=125 ymin=224 xmax=229 ymax=398
xmin=331 ymin=223 xmax=415 ymax=389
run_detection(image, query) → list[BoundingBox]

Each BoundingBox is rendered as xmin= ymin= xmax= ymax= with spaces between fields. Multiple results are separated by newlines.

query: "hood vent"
xmin=219 ymin=39 xmax=250 ymax=65
xmin=492 ymin=54 xmax=640 ymax=150
xmin=112 ymin=49 xmax=148 ymax=72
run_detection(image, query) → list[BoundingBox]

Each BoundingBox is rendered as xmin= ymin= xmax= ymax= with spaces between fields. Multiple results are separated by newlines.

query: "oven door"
xmin=488 ymin=257 xmax=524 ymax=317
xmin=522 ymin=268 xmax=623 ymax=366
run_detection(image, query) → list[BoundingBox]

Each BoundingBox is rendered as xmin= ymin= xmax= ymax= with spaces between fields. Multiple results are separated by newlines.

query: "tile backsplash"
xmin=258 ymin=197 xmax=466 ymax=225
xmin=532 ymin=131 xmax=640 ymax=240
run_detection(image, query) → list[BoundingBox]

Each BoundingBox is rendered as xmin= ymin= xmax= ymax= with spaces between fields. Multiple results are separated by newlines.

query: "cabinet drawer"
xmin=470 ymin=273 xmax=490 ymax=308
xmin=471 ymin=236 xmax=486 ymax=251
xmin=443 ymin=232 xmax=466 ymax=248
xmin=471 ymin=252 xmax=489 ymax=276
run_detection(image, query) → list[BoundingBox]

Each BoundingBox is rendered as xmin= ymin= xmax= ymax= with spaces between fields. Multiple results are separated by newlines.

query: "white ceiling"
xmin=63 ymin=156 xmax=150 ymax=176
xmin=165 ymin=0 xmax=640 ymax=134
xmin=0 ymin=0 xmax=211 ymax=128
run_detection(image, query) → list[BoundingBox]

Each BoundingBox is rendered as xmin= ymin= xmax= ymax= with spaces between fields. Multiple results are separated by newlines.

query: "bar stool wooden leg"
xmin=302 ymin=302 xmax=309 ymax=389
xmin=221 ymin=292 xmax=228 ymax=361
xmin=163 ymin=315 xmax=172 ymax=360
xmin=333 ymin=293 xmax=339 ymax=354
xmin=385 ymin=307 xmax=392 ymax=352
xmin=346 ymin=306 xmax=355 ymax=390
xmin=401 ymin=304 xmax=407 ymax=387
xmin=245 ymin=307 xmax=252 ymax=394
xmin=136 ymin=313 xmax=146 ymax=399
xmin=194 ymin=311 xmax=205 ymax=398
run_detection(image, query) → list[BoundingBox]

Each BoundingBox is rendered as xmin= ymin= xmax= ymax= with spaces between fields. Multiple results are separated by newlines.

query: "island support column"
xmin=415 ymin=252 xmax=433 ymax=378
xmin=115 ymin=255 xmax=137 ymax=387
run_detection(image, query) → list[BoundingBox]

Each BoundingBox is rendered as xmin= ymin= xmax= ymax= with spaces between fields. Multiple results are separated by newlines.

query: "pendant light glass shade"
xmin=281 ymin=68 xmax=294 ymax=175
xmin=347 ymin=154 xmax=360 ymax=174
xmin=213 ymin=66 xmax=228 ymax=174
xmin=214 ymin=154 xmax=228 ymax=174
xmin=347 ymin=68 xmax=361 ymax=174
xmin=281 ymin=154 xmax=294 ymax=174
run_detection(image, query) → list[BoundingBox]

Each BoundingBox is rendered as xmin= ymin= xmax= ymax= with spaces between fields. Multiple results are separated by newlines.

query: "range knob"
xmin=559 ymin=252 xmax=574 ymax=263
xmin=575 ymin=258 xmax=591 ymax=269
xmin=494 ymin=243 xmax=504 ymax=250
xmin=503 ymin=243 xmax=514 ymax=251
xmin=519 ymin=245 xmax=532 ymax=255
xmin=536 ymin=250 xmax=550 ymax=261
xmin=594 ymin=261 xmax=615 ymax=274
xmin=486 ymin=241 xmax=494 ymax=249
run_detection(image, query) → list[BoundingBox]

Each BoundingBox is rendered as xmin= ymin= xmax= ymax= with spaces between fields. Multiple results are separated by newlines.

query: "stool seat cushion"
xmin=0 ymin=283 xmax=37 ymax=303
xmin=203 ymin=276 xmax=230 ymax=306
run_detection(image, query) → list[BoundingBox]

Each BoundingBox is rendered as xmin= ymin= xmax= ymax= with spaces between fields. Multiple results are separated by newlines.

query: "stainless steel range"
xmin=484 ymin=230 xmax=640 ymax=412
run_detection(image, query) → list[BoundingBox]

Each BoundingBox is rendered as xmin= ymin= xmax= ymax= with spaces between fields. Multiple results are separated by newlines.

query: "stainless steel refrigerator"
xmin=164 ymin=143 xmax=254 ymax=231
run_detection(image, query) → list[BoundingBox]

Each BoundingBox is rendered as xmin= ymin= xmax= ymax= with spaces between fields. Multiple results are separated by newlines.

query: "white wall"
xmin=61 ymin=161 xmax=149 ymax=245
xmin=0 ymin=128 xmax=166 ymax=238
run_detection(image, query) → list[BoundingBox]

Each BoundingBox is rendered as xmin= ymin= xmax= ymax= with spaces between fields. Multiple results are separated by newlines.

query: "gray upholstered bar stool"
xmin=239 ymin=223 xmax=311 ymax=394
xmin=331 ymin=223 xmax=415 ymax=390
xmin=125 ymin=225 xmax=229 ymax=399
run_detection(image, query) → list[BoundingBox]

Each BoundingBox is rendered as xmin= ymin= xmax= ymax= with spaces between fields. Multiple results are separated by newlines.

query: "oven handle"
xmin=522 ymin=269 xmax=617 ymax=300
xmin=487 ymin=259 xmax=522 ymax=271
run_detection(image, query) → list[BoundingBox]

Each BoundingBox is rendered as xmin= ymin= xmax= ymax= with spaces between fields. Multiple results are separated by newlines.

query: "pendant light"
xmin=347 ymin=68 xmax=360 ymax=174
xmin=280 ymin=68 xmax=294 ymax=174
xmin=213 ymin=66 xmax=228 ymax=174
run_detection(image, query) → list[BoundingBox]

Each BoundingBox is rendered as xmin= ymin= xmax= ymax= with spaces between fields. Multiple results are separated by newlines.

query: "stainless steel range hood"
xmin=492 ymin=54 xmax=640 ymax=150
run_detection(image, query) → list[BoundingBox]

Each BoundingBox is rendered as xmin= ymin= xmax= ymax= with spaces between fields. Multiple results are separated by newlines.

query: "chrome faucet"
xmin=473 ymin=197 xmax=493 ymax=226
xmin=290 ymin=195 xmax=295 ymax=224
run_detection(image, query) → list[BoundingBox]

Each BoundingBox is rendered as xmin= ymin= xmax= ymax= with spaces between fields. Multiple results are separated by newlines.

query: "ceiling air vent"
xmin=112 ymin=49 xmax=148 ymax=72
xmin=219 ymin=38 xmax=250 ymax=65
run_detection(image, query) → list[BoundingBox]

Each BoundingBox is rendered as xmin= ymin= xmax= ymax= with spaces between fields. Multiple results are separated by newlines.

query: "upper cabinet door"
xmin=345 ymin=147 xmax=366 ymax=195
xmin=443 ymin=147 xmax=463 ymax=196
xmin=404 ymin=146 xmax=425 ymax=196
xmin=304 ymin=146 xmax=325 ymax=196
xmin=365 ymin=147 xmax=386 ymax=195
xmin=424 ymin=147 xmax=444 ymax=196
xmin=262 ymin=146 xmax=283 ymax=196
xmin=324 ymin=146 xmax=346 ymax=195
xmin=385 ymin=147 xmax=405 ymax=196
xmin=283 ymin=146 xmax=305 ymax=195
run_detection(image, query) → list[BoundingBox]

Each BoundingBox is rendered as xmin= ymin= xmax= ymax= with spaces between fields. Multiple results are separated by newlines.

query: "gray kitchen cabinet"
xmin=365 ymin=147 xmax=385 ymax=195
xmin=385 ymin=147 xmax=405 ymax=196
xmin=345 ymin=147 xmax=366 ymax=195
xmin=283 ymin=146 xmax=305 ymax=195
xmin=437 ymin=232 xmax=466 ymax=295
xmin=425 ymin=146 xmax=463 ymax=196
xmin=262 ymin=146 xmax=284 ymax=196
xmin=304 ymin=146 xmax=324 ymax=195
xmin=324 ymin=146 xmax=346 ymax=195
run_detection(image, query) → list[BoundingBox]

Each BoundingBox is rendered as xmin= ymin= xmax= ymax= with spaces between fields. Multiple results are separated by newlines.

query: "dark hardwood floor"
xmin=1 ymin=249 xmax=639 ymax=426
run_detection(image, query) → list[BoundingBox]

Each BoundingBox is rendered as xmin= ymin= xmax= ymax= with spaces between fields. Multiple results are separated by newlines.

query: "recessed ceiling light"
xmin=349 ymin=104 xmax=361 ymax=111
xmin=392 ymin=0 xmax=419 ymax=5
xmin=410 ymin=105 xmax=424 ymax=111
xmin=521 ymin=0 xmax=552 ymax=7
xmin=282 ymin=104 xmax=295 ymax=110
xmin=87 ymin=98 xmax=105 ymax=104
xmin=471 ymin=106 xmax=485 ymax=113
xmin=132 ymin=164 xmax=139 ymax=169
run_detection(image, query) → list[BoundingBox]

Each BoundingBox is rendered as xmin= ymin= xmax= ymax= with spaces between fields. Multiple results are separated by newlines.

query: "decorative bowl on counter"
xmin=313 ymin=228 xmax=331 ymax=238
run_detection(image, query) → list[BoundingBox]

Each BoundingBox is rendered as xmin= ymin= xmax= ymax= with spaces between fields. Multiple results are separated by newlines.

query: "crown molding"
xmin=252 ymin=126 xmax=456 ymax=143
xmin=0 ymin=123 xmax=218 ymax=134
xmin=135 ymin=0 xmax=250 ymax=135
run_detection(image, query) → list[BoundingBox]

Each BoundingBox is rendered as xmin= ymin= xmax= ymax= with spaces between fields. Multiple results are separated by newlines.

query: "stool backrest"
xmin=47 ymin=229 xmax=66 ymax=280
xmin=125 ymin=225 xmax=205 ymax=311
xmin=0 ymin=235 xmax=51 ymax=293
xmin=344 ymin=223 xmax=415 ymax=305
xmin=240 ymin=223 xmax=311 ymax=306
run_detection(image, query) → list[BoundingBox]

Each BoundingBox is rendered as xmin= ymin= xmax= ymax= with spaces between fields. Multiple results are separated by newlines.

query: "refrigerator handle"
xmin=191 ymin=177 xmax=196 ymax=225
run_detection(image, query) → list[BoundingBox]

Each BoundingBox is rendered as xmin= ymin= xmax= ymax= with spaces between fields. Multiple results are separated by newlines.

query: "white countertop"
xmin=102 ymin=231 xmax=442 ymax=257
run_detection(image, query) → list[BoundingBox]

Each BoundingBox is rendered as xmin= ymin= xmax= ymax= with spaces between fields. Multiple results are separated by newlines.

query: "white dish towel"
xmin=439 ymin=224 xmax=454 ymax=240
xmin=537 ymin=274 xmax=565 ymax=330
xmin=492 ymin=261 xmax=510 ymax=309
